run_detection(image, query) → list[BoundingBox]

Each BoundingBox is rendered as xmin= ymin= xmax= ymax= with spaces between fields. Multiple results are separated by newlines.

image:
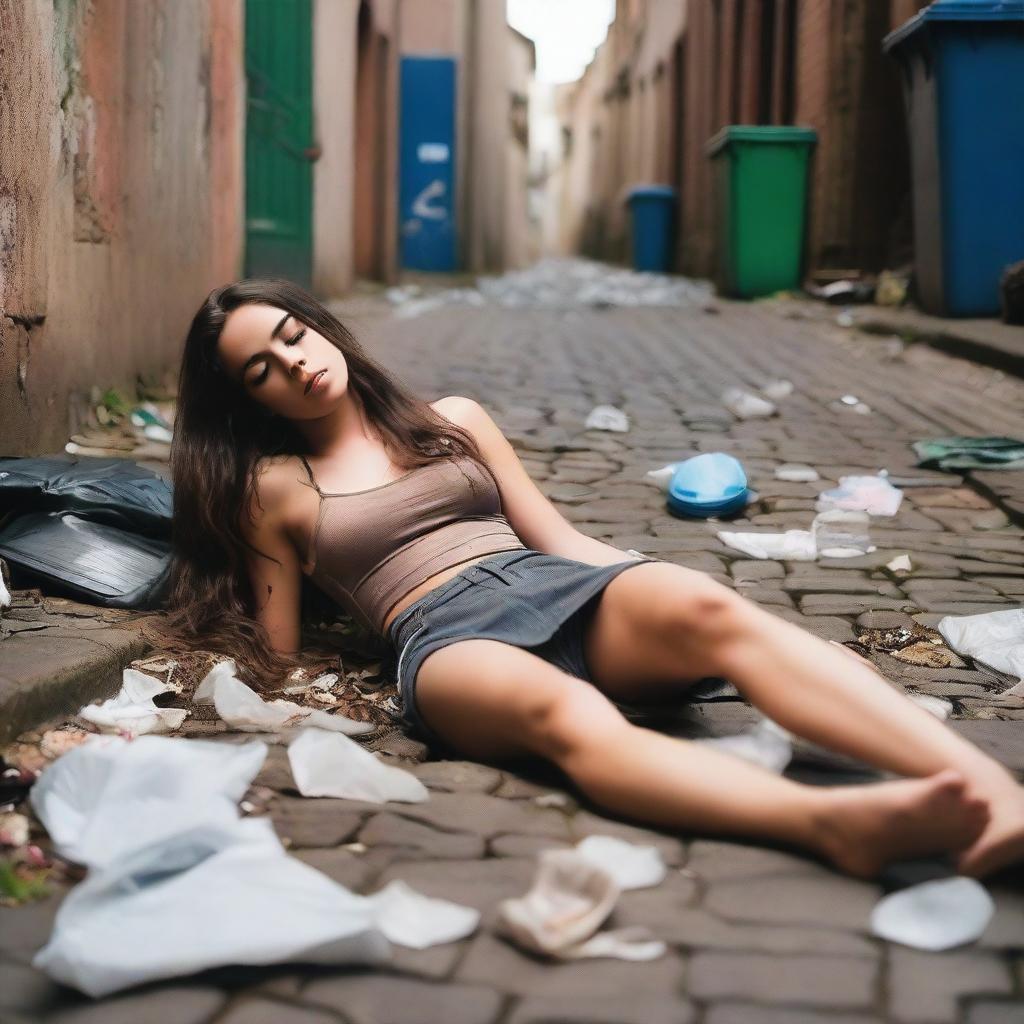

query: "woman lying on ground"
xmin=164 ymin=278 xmax=1024 ymax=881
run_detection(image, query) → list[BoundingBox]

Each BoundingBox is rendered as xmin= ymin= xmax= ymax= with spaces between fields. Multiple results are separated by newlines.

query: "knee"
xmin=523 ymin=680 xmax=626 ymax=764
xmin=659 ymin=572 xmax=752 ymax=641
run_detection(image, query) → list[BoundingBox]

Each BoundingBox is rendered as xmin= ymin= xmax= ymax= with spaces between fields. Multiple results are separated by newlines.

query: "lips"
xmin=305 ymin=369 xmax=326 ymax=395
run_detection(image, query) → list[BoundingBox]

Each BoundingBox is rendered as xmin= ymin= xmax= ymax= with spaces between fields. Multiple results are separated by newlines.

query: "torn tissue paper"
xmin=77 ymin=669 xmax=188 ymax=737
xmin=193 ymin=659 xmax=371 ymax=736
xmin=287 ymin=727 xmax=429 ymax=803
xmin=718 ymin=530 xmax=818 ymax=561
xmin=575 ymin=835 xmax=667 ymax=890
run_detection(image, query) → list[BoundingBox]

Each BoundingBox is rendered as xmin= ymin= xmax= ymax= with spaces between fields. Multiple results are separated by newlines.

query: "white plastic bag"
xmin=287 ymin=728 xmax=429 ymax=803
xmin=938 ymin=607 xmax=1024 ymax=683
xmin=721 ymin=388 xmax=776 ymax=420
xmin=718 ymin=529 xmax=817 ymax=561
xmin=870 ymin=877 xmax=994 ymax=951
xmin=585 ymin=405 xmax=630 ymax=432
xmin=816 ymin=475 xmax=903 ymax=516
xmin=78 ymin=669 xmax=188 ymax=736
xmin=575 ymin=835 xmax=667 ymax=890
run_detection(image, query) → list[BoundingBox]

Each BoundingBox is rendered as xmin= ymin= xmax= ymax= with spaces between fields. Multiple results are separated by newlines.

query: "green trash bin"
xmin=706 ymin=126 xmax=817 ymax=299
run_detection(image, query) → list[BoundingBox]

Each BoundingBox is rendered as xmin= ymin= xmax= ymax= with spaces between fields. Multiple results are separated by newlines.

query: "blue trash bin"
xmin=884 ymin=0 xmax=1024 ymax=317
xmin=626 ymin=185 xmax=677 ymax=273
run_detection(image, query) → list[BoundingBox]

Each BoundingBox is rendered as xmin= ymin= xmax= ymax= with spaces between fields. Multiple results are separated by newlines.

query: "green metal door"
xmin=244 ymin=0 xmax=314 ymax=287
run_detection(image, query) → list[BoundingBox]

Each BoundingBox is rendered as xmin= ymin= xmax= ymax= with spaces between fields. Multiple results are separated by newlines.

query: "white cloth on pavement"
xmin=718 ymin=529 xmax=818 ymax=561
xmin=938 ymin=607 xmax=1024 ymax=685
xmin=287 ymin=727 xmax=429 ymax=803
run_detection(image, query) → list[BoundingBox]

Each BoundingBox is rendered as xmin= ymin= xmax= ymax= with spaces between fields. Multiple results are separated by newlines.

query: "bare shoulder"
xmin=430 ymin=395 xmax=490 ymax=434
xmin=244 ymin=454 xmax=311 ymax=532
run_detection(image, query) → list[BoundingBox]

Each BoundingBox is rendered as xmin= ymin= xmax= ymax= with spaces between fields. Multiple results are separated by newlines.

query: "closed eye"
xmin=251 ymin=328 xmax=306 ymax=386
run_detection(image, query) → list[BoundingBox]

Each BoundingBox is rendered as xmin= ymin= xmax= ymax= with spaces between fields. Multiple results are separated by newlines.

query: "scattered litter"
xmin=575 ymin=836 xmax=667 ymax=890
xmin=584 ymin=405 xmax=630 ymax=433
xmin=364 ymin=880 xmax=480 ymax=950
xmin=836 ymin=311 xmax=855 ymax=328
xmin=856 ymin=625 xmax=959 ymax=668
xmin=193 ymin=660 xmax=371 ymax=736
xmin=808 ymin=279 xmax=876 ymax=304
xmin=77 ymin=669 xmax=189 ymax=737
xmin=29 ymin=735 xmax=474 ymax=996
xmin=775 ymin=464 xmax=819 ymax=483
xmin=497 ymin=848 xmax=665 ymax=962
xmin=870 ymin=877 xmax=994 ymax=951
xmin=913 ymin=436 xmax=1024 ymax=472
xmin=761 ymin=379 xmax=794 ymax=401
xmin=695 ymin=719 xmax=793 ymax=774
xmin=667 ymin=453 xmax=752 ymax=518
xmin=816 ymin=475 xmax=903 ymax=516
xmin=938 ymin=608 xmax=1024 ymax=684
xmin=812 ymin=510 xmax=875 ymax=558
xmin=887 ymin=554 xmax=913 ymax=573
xmin=287 ymin=728 xmax=429 ymax=803
xmin=830 ymin=394 xmax=872 ymax=415
xmin=721 ymin=387 xmax=777 ymax=420
xmin=875 ymin=270 xmax=909 ymax=307
xmin=645 ymin=462 xmax=683 ymax=491
xmin=718 ymin=529 xmax=817 ymax=561
xmin=0 ymin=812 xmax=30 ymax=847
xmin=907 ymin=694 xmax=953 ymax=720
xmin=534 ymin=793 xmax=571 ymax=809
xmin=0 ymin=564 xmax=10 ymax=611
xmin=40 ymin=729 xmax=91 ymax=760
xmin=385 ymin=258 xmax=714 ymax=318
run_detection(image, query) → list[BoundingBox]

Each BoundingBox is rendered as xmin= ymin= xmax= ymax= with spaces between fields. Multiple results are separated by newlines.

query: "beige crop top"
xmin=298 ymin=452 xmax=526 ymax=636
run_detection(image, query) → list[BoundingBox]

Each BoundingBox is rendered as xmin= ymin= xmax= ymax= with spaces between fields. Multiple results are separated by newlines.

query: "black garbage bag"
xmin=0 ymin=455 xmax=172 ymax=538
xmin=0 ymin=510 xmax=171 ymax=609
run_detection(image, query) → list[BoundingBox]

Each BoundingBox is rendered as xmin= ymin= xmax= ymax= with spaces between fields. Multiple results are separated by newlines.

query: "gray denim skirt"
xmin=383 ymin=548 xmax=658 ymax=746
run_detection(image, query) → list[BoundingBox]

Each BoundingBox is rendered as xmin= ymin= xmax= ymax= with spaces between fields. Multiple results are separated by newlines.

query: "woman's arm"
xmin=435 ymin=396 xmax=644 ymax=568
xmin=239 ymin=462 xmax=304 ymax=654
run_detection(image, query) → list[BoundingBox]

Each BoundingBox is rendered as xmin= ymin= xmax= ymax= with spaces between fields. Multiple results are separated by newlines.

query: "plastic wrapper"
xmin=78 ymin=669 xmax=188 ymax=737
xmin=816 ymin=475 xmax=903 ymax=516
xmin=938 ymin=608 xmax=1024 ymax=683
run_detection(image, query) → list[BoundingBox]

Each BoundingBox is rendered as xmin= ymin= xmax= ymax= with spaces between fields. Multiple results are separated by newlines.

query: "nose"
xmin=289 ymin=357 xmax=307 ymax=380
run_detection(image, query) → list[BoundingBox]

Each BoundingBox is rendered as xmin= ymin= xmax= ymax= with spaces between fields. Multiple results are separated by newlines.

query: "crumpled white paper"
xmin=816 ymin=475 xmax=903 ymax=516
xmin=718 ymin=529 xmax=818 ymax=561
xmin=775 ymin=463 xmax=819 ymax=482
xmin=29 ymin=734 xmax=475 ymax=997
xmin=575 ymin=835 xmax=667 ymax=890
xmin=938 ymin=608 xmax=1024 ymax=685
xmin=721 ymin=387 xmax=777 ymax=420
xmin=193 ymin=660 xmax=371 ymax=736
xmin=287 ymin=728 xmax=429 ymax=803
xmin=645 ymin=462 xmax=684 ymax=492
xmin=695 ymin=719 xmax=794 ymax=774
xmin=78 ymin=669 xmax=188 ymax=736
xmin=870 ymin=877 xmax=994 ymax=951
xmin=585 ymin=405 xmax=630 ymax=432
xmin=497 ymin=848 xmax=665 ymax=962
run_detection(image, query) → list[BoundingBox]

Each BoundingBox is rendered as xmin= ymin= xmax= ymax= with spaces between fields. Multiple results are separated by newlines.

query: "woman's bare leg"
xmin=582 ymin=562 xmax=1024 ymax=876
xmin=413 ymin=638 xmax=989 ymax=879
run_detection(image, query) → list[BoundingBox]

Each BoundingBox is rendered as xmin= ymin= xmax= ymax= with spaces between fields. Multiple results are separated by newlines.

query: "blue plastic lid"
xmin=885 ymin=0 xmax=1024 ymax=52
xmin=626 ymin=184 xmax=678 ymax=202
xmin=668 ymin=453 xmax=748 ymax=507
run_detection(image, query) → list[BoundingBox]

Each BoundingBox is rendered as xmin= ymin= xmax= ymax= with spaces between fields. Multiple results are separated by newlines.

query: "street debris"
xmin=719 ymin=529 xmax=818 ymax=561
xmin=761 ymin=379 xmax=794 ymax=401
xmin=831 ymin=393 xmax=872 ymax=415
xmin=497 ymin=846 xmax=665 ymax=962
xmin=695 ymin=718 xmax=793 ymax=774
xmin=812 ymin=510 xmax=875 ymax=558
xmin=886 ymin=554 xmax=913 ymax=574
xmin=721 ymin=387 xmax=777 ymax=420
xmin=775 ymin=463 xmax=820 ymax=482
xmin=938 ymin=608 xmax=1024 ymax=685
xmin=575 ymin=835 xmax=668 ymax=890
xmin=29 ymin=734 xmax=476 ymax=996
xmin=666 ymin=453 xmax=752 ymax=518
xmin=287 ymin=728 xmax=429 ymax=803
xmin=870 ymin=877 xmax=994 ymax=951
xmin=807 ymin=279 xmax=876 ymax=305
xmin=835 ymin=311 xmax=856 ymax=328
xmin=77 ymin=669 xmax=189 ymax=737
xmin=0 ymin=811 xmax=30 ymax=847
xmin=0 ymin=557 xmax=11 ymax=612
xmin=816 ymin=475 xmax=904 ymax=517
xmin=855 ymin=624 xmax=960 ymax=669
xmin=908 ymin=694 xmax=953 ymax=720
xmin=193 ymin=659 xmax=372 ymax=736
xmin=645 ymin=462 xmax=685 ymax=491
xmin=584 ymin=405 xmax=630 ymax=432
xmin=913 ymin=436 xmax=1024 ymax=471
xmin=385 ymin=258 xmax=714 ymax=318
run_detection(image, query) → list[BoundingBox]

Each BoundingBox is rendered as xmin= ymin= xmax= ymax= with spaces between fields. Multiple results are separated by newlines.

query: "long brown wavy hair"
xmin=155 ymin=278 xmax=493 ymax=692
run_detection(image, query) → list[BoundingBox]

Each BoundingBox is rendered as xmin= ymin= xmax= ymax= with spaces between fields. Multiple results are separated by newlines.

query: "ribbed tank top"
xmin=298 ymin=452 xmax=526 ymax=636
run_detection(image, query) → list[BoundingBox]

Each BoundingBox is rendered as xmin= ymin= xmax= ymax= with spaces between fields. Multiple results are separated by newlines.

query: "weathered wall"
xmin=0 ymin=0 xmax=244 ymax=457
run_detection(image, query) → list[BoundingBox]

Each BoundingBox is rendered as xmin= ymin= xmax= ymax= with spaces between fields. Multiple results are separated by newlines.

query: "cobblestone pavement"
xmin=5 ymin=293 xmax=1024 ymax=1023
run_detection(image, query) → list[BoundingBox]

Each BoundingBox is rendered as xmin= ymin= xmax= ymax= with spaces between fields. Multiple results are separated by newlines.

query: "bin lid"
xmin=885 ymin=0 xmax=1024 ymax=53
xmin=705 ymin=125 xmax=818 ymax=158
xmin=626 ymin=184 xmax=678 ymax=202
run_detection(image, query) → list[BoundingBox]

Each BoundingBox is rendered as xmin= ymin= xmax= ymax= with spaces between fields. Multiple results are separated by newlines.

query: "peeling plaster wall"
xmin=0 ymin=0 xmax=244 ymax=457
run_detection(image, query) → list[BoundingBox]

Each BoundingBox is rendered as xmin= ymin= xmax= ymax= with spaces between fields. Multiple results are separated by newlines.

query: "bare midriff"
xmin=379 ymin=552 xmax=509 ymax=635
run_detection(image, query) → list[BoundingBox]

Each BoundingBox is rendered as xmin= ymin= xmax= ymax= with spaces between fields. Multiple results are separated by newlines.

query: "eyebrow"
xmin=239 ymin=312 xmax=291 ymax=378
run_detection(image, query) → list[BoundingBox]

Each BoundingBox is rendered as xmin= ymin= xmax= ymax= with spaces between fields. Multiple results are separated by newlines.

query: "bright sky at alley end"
xmin=507 ymin=0 xmax=616 ymax=84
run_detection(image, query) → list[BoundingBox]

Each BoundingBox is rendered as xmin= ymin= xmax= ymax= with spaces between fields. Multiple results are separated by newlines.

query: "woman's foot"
xmin=813 ymin=769 xmax=990 ymax=879
xmin=955 ymin=782 xmax=1024 ymax=878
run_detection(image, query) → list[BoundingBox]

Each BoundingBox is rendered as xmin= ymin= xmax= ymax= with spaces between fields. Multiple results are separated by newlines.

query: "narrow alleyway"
xmin=5 ymin=286 xmax=1024 ymax=1023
